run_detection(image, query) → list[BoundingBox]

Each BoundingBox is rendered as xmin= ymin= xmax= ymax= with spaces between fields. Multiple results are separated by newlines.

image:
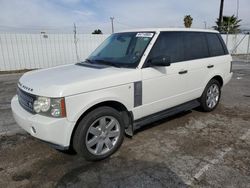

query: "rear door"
xmin=186 ymin=32 xmax=230 ymax=100
xmin=182 ymin=32 xmax=211 ymax=100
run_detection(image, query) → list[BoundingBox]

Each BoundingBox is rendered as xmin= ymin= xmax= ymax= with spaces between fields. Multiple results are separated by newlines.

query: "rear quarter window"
xmin=183 ymin=32 xmax=209 ymax=61
xmin=206 ymin=33 xmax=227 ymax=57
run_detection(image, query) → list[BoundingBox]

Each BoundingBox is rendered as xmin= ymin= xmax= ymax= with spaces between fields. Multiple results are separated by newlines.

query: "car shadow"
xmin=56 ymin=110 xmax=194 ymax=187
xmin=56 ymin=156 xmax=188 ymax=188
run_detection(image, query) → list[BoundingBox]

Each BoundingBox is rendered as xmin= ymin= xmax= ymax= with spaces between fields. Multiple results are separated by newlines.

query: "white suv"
xmin=11 ymin=28 xmax=232 ymax=160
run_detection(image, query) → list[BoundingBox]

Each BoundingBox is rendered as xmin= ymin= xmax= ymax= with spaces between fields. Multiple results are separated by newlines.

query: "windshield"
xmin=86 ymin=32 xmax=154 ymax=68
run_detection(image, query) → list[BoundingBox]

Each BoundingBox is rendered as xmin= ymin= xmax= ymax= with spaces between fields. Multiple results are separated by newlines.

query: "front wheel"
xmin=73 ymin=106 xmax=124 ymax=161
xmin=199 ymin=79 xmax=221 ymax=112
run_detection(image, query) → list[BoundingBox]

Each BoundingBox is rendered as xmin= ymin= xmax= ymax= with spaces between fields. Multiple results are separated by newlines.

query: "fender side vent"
xmin=134 ymin=81 xmax=142 ymax=107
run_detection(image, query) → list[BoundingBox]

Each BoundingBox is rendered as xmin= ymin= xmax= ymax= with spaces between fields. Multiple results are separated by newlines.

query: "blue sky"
xmin=0 ymin=0 xmax=249 ymax=33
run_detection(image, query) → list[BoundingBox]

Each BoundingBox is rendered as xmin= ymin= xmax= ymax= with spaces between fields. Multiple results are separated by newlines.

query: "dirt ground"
xmin=0 ymin=60 xmax=250 ymax=188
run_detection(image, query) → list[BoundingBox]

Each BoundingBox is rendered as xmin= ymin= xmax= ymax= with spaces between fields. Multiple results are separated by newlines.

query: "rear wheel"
xmin=73 ymin=106 xmax=124 ymax=161
xmin=199 ymin=79 xmax=221 ymax=112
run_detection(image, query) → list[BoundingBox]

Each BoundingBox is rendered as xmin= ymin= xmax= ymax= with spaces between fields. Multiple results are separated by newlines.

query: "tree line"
xmin=184 ymin=14 xmax=241 ymax=34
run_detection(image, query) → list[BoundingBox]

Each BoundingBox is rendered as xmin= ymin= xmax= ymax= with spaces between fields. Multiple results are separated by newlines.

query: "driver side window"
xmin=147 ymin=32 xmax=185 ymax=65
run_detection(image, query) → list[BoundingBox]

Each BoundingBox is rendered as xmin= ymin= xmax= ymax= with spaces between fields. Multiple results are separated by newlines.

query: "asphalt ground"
xmin=0 ymin=60 xmax=250 ymax=188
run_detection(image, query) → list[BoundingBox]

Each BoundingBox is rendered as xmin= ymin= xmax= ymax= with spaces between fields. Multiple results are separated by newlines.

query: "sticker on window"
xmin=136 ymin=33 xmax=154 ymax=38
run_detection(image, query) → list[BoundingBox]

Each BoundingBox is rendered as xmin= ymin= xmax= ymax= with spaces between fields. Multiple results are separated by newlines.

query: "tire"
xmin=73 ymin=106 xmax=125 ymax=161
xmin=199 ymin=79 xmax=221 ymax=112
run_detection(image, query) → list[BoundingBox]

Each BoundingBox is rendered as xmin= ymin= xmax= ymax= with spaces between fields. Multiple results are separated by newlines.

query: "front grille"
xmin=17 ymin=87 xmax=36 ymax=114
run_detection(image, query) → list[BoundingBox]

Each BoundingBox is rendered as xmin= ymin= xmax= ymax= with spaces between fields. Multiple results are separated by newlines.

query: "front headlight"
xmin=33 ymin=97 xmax=66 ymax=118
xmin=33 ymin=97 xmax=50 ymax=113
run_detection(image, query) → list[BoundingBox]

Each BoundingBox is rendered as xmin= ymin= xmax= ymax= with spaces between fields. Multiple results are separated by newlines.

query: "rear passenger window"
xmin=148 ymin=32 xmax=185 ymax=63
xmin=183 ymin=32 xmax=209 ymax=61
xmin=206 ymin=33 xmax=225 ymax=56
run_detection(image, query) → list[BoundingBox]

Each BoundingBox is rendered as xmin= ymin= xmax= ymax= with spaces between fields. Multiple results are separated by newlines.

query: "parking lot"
xmin=0 ymin=60 xmax=250 ymax=188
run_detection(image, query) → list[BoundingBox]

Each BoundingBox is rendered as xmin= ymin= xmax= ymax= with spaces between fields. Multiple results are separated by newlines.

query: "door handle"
xmin=207 ymin=65 xmax=214 ymax=68
xmin=178 ymin=70 xmax=188 ymax=74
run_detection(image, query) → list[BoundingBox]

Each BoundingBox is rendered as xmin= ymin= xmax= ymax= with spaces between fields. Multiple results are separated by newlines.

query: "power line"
xmin=115 ymin=21 xmax=138 ymax=28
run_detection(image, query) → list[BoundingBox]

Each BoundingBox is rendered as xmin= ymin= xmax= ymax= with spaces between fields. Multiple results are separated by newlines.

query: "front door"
xmin=141 ymin=32 xmax=190 ymax=117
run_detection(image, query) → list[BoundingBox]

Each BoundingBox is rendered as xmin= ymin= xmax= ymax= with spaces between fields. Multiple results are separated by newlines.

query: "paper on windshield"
xmin=136 ymin=33 xmax=154 ymax=38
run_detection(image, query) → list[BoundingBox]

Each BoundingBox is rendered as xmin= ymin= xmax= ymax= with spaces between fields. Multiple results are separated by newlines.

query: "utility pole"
xmin=235 ymin=0 xmax=240 ymax=55
xmin=247 ymin=32 xmax=250 ymax=63
xmin=236 ymin=0 xmax=239 ymax=18
xmin=73 ymin=23 xmax=80 ymax=62
xmin=226 ymin=20 xmax=230 ymax=47
xmin=218 ymin=0 xmax=224 ymax=32
xmin=110 ymin=17 xmax=114 ymax=33
xmin=204 ymin=21 xmax=207 ymax=29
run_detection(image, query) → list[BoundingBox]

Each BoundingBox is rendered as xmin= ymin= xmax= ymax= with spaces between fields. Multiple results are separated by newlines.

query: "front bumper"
xmin=11 ymin=95 xmax=75 ymax=149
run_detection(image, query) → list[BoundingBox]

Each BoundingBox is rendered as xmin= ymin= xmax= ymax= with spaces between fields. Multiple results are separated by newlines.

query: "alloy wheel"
xmin=206 ymin=84 xmax=220 ymax=109
xmin=86 ymin=116 xmax=121 ymax=155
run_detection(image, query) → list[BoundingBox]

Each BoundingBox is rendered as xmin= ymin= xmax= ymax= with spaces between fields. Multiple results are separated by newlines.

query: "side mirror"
xmin=148 ymin=56 xmax=171 ymax=67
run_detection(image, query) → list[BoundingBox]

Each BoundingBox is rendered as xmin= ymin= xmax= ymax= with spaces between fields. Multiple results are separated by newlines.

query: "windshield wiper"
xmin=93 ymin=59 xmax=121 ymax=68
xmin=84 ymin=58 xmax=95 ymax=64
xmin=77 ymin=59 xmax=94 ymax=65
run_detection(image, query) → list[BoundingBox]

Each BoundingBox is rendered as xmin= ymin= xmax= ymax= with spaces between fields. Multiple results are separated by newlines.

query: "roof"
xmin=118 ymin=28 xmax=219 ymax=34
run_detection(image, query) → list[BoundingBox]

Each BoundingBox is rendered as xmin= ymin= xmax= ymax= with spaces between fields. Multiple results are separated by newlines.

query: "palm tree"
xmin=214 ymin=15 xmax=241 ymax=34
xmin=92 ymin=29 xmax=103 ymax=34
xmin=183 ymin=15 xmax=193 ymax=28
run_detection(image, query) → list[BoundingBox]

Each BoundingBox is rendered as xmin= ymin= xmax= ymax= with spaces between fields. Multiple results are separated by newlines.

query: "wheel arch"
xmin=69 ymin=100 xmax=133 ymax=149
xmin=200 ymin=74 xmax=224 ymax=99
xmin=211 ymin=75 xmax=224 ymax=87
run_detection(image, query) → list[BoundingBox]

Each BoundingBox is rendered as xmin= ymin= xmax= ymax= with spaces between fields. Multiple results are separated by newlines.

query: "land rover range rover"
xmin=11 ymin=28 xmax=232 ymax=160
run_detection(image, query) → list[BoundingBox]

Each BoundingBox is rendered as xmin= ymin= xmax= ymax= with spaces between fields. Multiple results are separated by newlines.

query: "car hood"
xmin=18 ymin=63 xmax=140 ymax=97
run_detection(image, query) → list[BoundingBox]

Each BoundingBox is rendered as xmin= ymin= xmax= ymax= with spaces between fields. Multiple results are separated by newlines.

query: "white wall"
xmin=221 ymin=34 xmax=250 ymax=54
xmin=0 ymin=34 xmax=109 ymax=71
xmin=0 ymin=33 xmax=249 ymax=71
